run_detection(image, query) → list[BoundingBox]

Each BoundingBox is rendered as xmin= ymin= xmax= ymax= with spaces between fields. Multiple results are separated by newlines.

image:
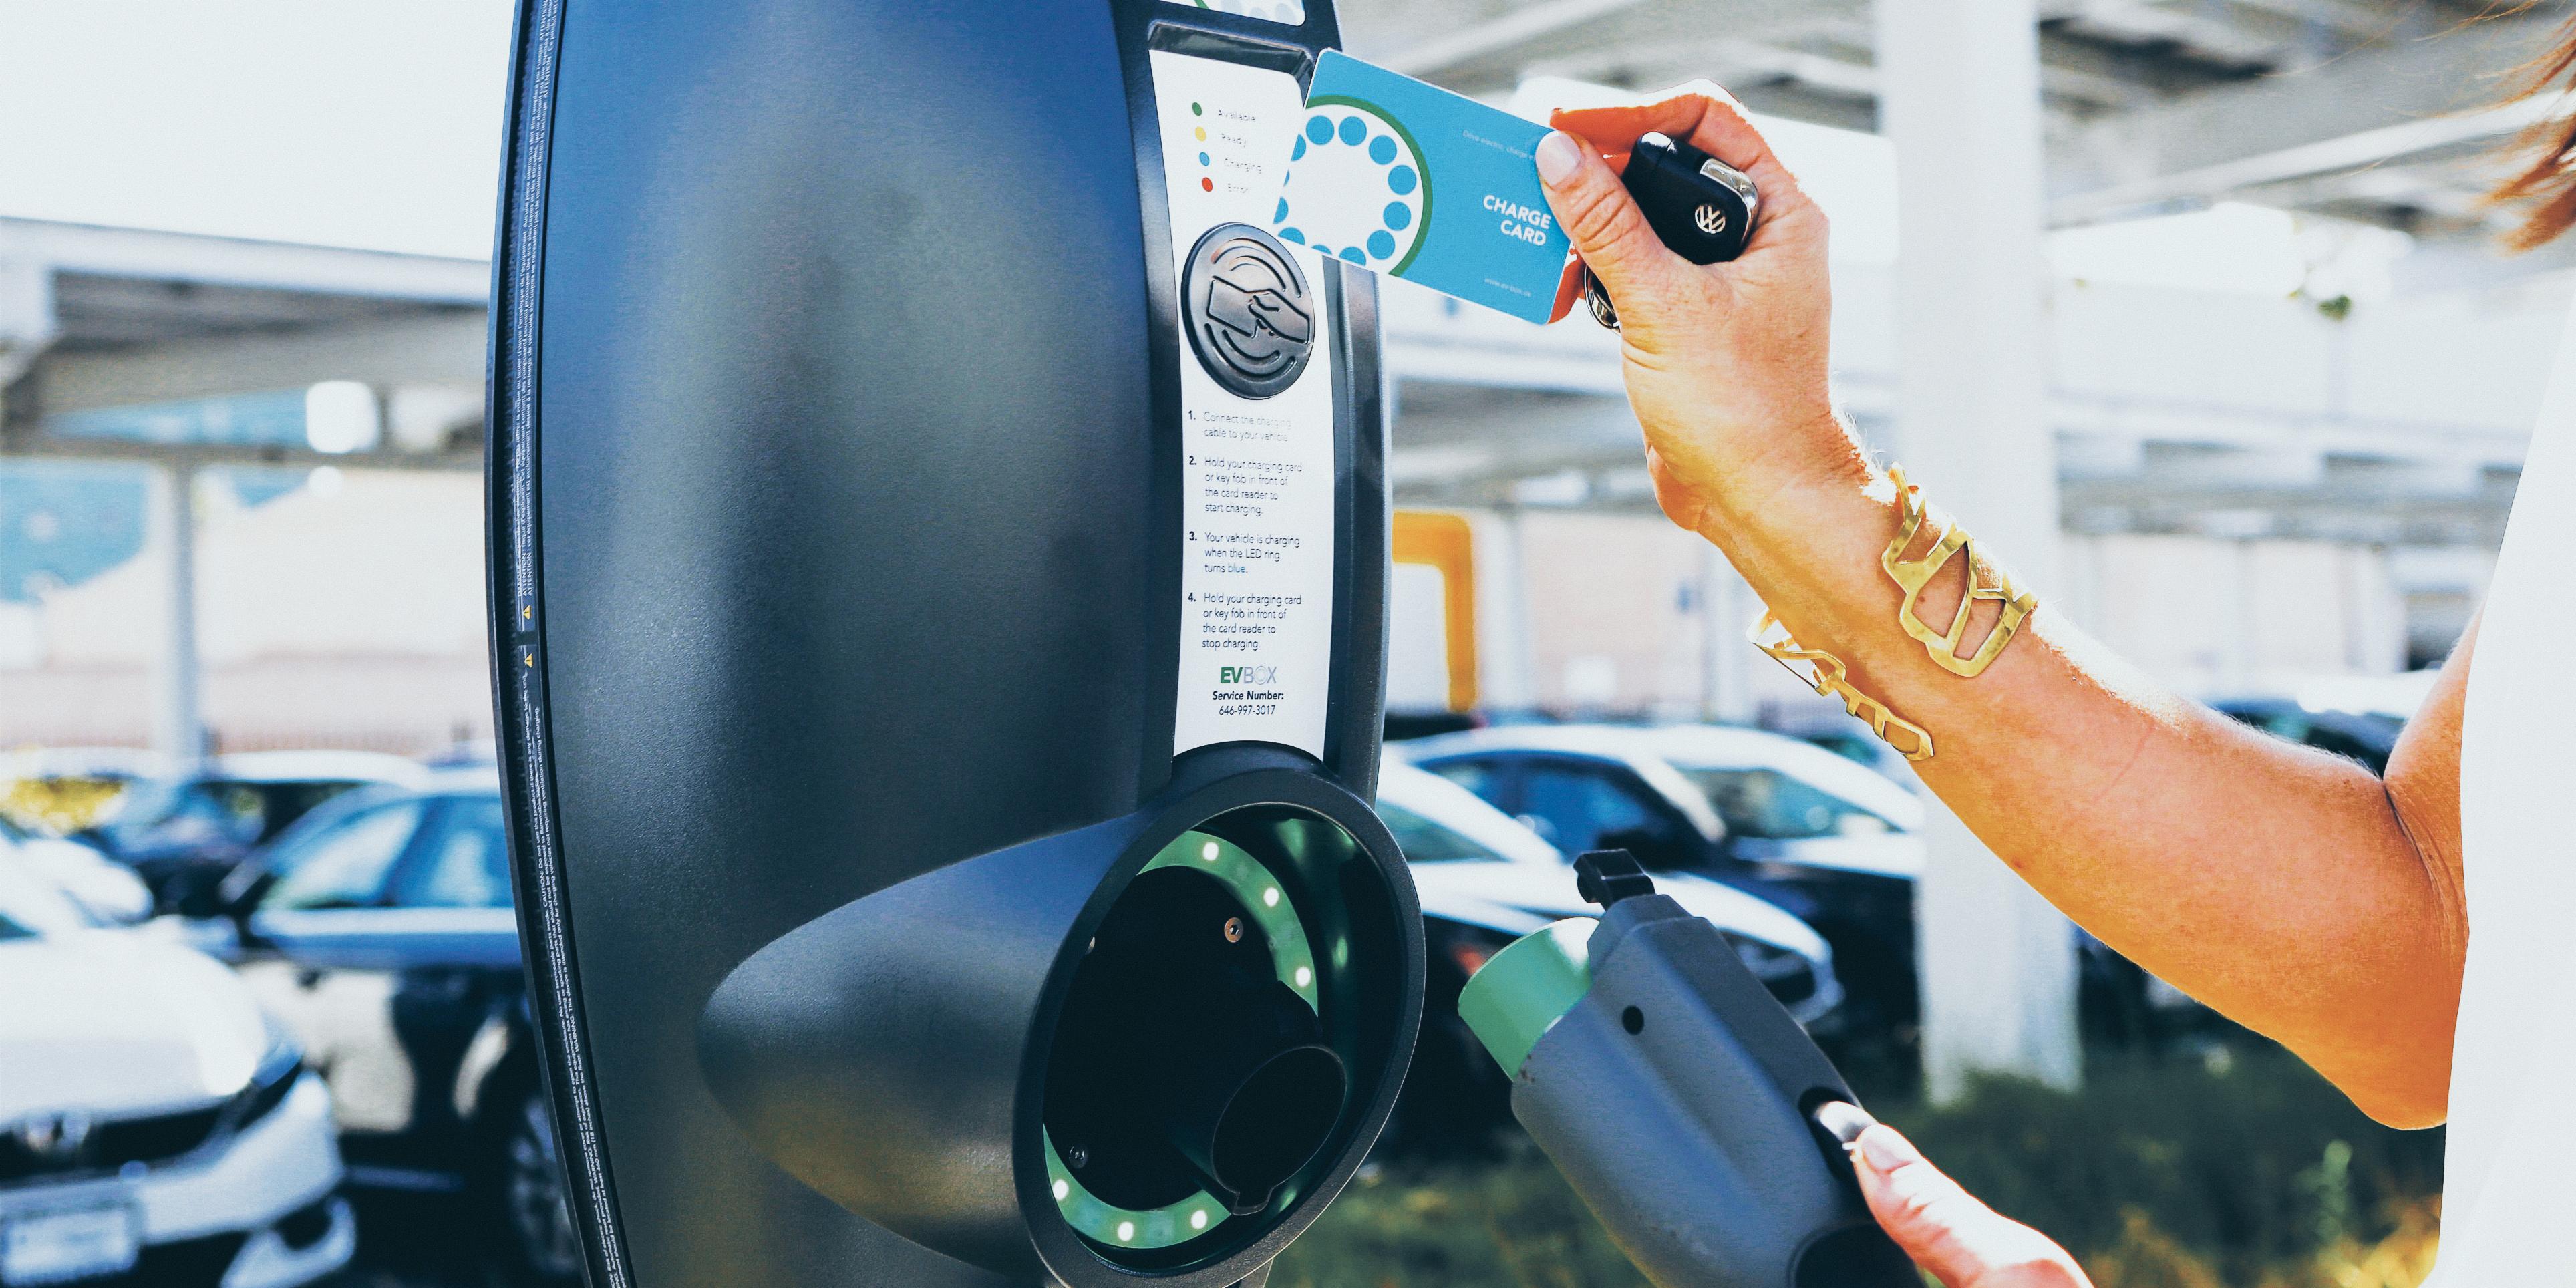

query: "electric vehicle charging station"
xmin=485 ymin=2 xmax=1420 ymax=1285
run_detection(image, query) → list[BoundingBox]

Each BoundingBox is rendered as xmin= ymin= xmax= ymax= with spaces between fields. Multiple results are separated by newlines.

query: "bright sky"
xmin=0 ymin=3 xmax=2391 ymax=292
xmin=0 ymin=0 xmax=514 ymax=260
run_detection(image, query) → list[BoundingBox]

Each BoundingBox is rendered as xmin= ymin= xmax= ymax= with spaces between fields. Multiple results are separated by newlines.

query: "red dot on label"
xmin=1201 ymin=177 xmax=1213 ymax=192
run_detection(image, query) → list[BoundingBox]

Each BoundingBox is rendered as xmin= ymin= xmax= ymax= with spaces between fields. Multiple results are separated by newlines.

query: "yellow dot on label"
xmin=1263 ymin=887 xmax=1280 ymax=907
xmin=1195 ymin=126 xmax=1206 ymax=140
xmin=1116 ymin=1221 xmax=1136 ymax=1243
xmin=1295 ymin=965 xmax=1313 ymax=988
xmin=1201 ymin=841 xmax=1219 ymax=861
xmin=1190 ymin=1209 xmax=1210 ymax=1231
xmin=1052 ymin=1179 xmax=1070 ymax=1201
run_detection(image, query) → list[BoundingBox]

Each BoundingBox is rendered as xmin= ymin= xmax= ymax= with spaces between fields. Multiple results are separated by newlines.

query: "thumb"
xmin=1535 ymin=130 xmax=1681 ymax=315
xmin=1851 ymin=1125 xmax=2089 ymax=1288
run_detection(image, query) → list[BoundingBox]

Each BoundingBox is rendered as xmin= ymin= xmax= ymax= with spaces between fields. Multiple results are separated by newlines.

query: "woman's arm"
xmin=1534 ymin=92 xmax=2469 ymax=1126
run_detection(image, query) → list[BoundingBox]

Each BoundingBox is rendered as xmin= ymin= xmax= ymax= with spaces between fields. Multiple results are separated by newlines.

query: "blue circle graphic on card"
xmin=1274 ymin=100 xmax=1427 ymax=274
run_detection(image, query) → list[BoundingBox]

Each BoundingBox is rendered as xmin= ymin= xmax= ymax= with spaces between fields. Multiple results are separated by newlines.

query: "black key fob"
xmin=1584 ymin=131 xmax=1760 ymax=330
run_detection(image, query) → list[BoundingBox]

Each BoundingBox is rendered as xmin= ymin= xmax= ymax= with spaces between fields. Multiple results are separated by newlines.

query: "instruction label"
xmin=1151 ymin=50 xmax=1339 ymax=758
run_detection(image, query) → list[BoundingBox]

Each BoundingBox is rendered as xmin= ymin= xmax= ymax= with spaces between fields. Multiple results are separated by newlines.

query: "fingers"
xmin=1851 ymin=1124 xmax=2092 ymax=1288
xmin=1535 ymin=128 xmax=1678 ymax=315
xmin=1549 ymin=81 xmax=1802 ymax=203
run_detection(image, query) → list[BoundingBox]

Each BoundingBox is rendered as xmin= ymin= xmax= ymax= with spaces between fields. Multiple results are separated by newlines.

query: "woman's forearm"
xmin=1702 ymin=460 xmax=2467 ymax=1125
xmin=1533 ymin=95 xmax=2468 ymax=1125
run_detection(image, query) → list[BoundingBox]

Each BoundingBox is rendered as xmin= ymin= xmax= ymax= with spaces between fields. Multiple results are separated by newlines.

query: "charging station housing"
xmin=486 ymin=3 xmax=1422 ymax=1285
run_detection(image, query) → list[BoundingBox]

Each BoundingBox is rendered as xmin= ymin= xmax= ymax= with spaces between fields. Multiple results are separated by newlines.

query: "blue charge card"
xmin=1273 ymin=50 xmax=1572 ymax=325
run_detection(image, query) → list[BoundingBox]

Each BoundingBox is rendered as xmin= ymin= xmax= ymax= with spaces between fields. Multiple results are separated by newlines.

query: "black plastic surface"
xmin=485 ymin=1 xmax=1405 ymax=1284
xmin=1510 ymin=897 xmax=1915 ymax=1288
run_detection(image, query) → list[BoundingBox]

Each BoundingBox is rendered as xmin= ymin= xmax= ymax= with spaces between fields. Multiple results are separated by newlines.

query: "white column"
xmin=1701 ymin=543 xmax=1757 ymax=723
xmin=1875 ymin=0 xmax=2082 ymax=1098
xmin=1472 ymin=507 xmax=1541 ymax=712
xmin=148 ymin=463 xmax=206 ymax=764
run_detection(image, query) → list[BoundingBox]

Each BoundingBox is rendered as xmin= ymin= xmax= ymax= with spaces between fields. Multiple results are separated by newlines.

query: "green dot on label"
xmin=1192 ymin=102 xmax=1203 ymax=116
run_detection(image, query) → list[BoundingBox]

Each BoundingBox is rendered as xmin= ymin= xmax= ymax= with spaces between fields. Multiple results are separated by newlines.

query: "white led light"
xmin=1295 ymin=966 xmax=1313 ymax=988
xmin=1117 ymin=1221 xmax=1136 ymax=1242
xmin=1202 ymin=841 xmax=1219 ymax=861
xmin=1190 ymin=1209 xmax=1210 ymax=1231
xmin=1053 ymin=1180 xmax=1070 ymax=1202
xmin=1263 ymin=887 xmax=1280 ymax=907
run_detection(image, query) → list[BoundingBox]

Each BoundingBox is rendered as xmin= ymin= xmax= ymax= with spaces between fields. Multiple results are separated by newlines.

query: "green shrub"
xmin=1883 ymin=1048 xmax=2443 ymax=1284
xmin=1278 ymin=1045 xmax=2443 ymax=1288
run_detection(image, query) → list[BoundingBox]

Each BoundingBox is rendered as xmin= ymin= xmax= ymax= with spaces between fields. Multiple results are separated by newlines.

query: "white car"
xmin=0 ymin=819 xmax=150 ymax=926
xmin=0 ymin=865 xmax=354 ymax=1288
xmin=1372 ymin=759 xmax=1843 ymax=1156
xmin=1379 ymin=759 xmax=1840 ymax=1024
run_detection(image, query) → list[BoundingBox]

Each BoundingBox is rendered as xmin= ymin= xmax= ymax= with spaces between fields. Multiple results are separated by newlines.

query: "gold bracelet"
xmin=1748 ymin=609 xmax=1935 ymax=762
xmin=1882 ymin=466 xmax=2036 ymax=678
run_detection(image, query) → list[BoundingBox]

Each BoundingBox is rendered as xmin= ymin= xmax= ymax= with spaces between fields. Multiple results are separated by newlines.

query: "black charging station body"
xmin=485 ymin=3 xmax=1421 ymax=1286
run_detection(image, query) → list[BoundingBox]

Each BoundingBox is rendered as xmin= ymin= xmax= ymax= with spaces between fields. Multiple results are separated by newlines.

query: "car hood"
xmin=1732 ymin=832 xmax=1926 ymax=880
xmin=1410 ymin=860 xmax=1830 ymax=964
xmin=0 ymin=932 xmax=267 ymax=1120
xmin=10 ymin=839 xmax=152 ymax=923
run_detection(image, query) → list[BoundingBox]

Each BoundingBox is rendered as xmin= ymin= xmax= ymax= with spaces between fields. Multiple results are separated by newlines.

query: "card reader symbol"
xmin=1184 ymin=224 xmax=1314 ymax=399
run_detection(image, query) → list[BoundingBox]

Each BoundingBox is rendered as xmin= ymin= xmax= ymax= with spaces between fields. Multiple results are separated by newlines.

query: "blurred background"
xmin=0 ymin=0 xmax=2549 ymax=1284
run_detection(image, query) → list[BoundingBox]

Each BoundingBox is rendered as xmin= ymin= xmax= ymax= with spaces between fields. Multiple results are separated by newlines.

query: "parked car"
xmin=1401 ymin=723 xmax=1925 ymax=1049
xmin=1374 ymin=758 xmax=1840 ymax=1154
xmin=80 ymin=752 xmax=430 ymax=915
xmin=194 ymin=770 xmax=577 ymax=1285
xmin=0 ymin=861 xmax=353 ymax=1288
xmin=1 ymin=816 xmax=150 ymax=925
xmin=0 ymin=747 xmax=165 ymax=836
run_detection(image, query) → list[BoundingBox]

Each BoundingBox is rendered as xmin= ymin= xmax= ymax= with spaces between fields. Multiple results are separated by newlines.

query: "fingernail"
xmin=1858 ymin=1125 xmax=1924 ymax=1174
xmin=1536 ymin=131 xmax=1581 ymax=185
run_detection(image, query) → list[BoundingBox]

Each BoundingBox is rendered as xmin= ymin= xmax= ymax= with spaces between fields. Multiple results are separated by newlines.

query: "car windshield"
xmin=95 ymin=777 xmax=368 ymax=851
xmin=1679 ymin=766 xmax=1891 ymax=840
xmin=1377 ymin=800 xmax=1510 ymax=863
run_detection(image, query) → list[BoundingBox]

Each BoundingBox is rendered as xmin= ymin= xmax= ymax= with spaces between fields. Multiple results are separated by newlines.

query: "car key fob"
xmin=1584 ymin=132 xmax=1760 ymax=330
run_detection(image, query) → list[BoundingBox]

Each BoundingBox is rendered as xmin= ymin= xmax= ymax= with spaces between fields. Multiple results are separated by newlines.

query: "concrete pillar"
xmin=1472 ymin=507 xmax=1540 ymax=712
xmin=148 ymin=463 xmax=206 ymax=764
xmin=1700 ymin=543 xmax=1757 ymax=723
xmin=1875 ymin=0 xmax=2082 ymax=1098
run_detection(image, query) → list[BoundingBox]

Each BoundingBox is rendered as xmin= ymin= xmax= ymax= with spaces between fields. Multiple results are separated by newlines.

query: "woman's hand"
xmin=1852 ymin=1123 xmax=2093 ymax=1288
xmin=1537 ymin=88 xmax=1865 ymax=536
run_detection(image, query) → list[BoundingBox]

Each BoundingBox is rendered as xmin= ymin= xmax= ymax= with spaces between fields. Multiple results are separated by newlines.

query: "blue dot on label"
xmin=1382 ymin=202 xmax=1412 ymax=231
xmin=1368 ymin=136 xmax=1397 ymax=164
xmin=1274 ymin=198 xmax=1289 ymax=222
xmin=1339 ymin=247 xmax=1367 ymax=264
xmin=1339 ymin=116 xmax=1366 ymax=146
xmin=1198 ymin=152 xmax=1209 ymax=166
xmin=1367 ymin=230 xmax=1396 ymax=259
xmin=1306 ymin=116 xmax=1333 ymax=144
xmin=1279 ymin=226 xmax=1305 ymax=244
xmin=1388 ymin=165 xmax=1417 ymax=195
xmin=1291 ymin=136 xmax=1307 ymax=160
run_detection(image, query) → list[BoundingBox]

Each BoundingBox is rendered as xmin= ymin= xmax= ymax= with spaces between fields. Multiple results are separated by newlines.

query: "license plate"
xmin=1 ymin=1204 xmax=139 ymax=1286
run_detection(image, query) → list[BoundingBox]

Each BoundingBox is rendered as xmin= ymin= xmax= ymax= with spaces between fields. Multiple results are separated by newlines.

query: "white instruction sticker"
xmin=1152 ymin=49 xmax=1339 ymax=759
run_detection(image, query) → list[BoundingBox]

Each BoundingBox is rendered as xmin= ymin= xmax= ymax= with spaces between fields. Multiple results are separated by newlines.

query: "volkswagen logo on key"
xmin=1184 ymin=224 xmax=1315 ymax=399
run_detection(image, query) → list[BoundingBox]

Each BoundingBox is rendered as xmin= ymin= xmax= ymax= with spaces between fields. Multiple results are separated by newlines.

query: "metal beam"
xmin=0 ymin=434 xmax=480 ymax=473
xmin=28 ymin=311 xmax=485 ymax=417
xmin=0 ymin=218 xmax=488 ymax=305
xmin=2049 ymin=13 xmax=2569 ymax=219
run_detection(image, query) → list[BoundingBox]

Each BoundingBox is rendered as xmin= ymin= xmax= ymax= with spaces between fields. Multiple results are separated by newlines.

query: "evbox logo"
xmin=1219 ymin=665 xmax=1279 ymax=685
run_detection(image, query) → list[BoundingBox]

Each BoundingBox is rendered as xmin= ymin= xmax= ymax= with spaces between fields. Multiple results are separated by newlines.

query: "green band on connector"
xmin=1456 ymin=917 xmax=1597 ymax=1078
xmin=1045 ymin=830 xmax=1317 ymax=1249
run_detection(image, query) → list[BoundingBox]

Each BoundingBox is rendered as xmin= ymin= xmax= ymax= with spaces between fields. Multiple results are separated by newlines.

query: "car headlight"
xmin=222 ymin=1013 xmax=307 ymax=1134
